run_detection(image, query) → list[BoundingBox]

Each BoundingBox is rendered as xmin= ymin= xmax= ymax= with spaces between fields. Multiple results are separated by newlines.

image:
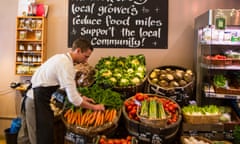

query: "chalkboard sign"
xmin=68 ymin=0 xmax=168 ymax=49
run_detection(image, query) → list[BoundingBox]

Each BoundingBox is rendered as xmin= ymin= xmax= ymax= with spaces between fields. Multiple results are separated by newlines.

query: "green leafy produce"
xmin=213 ymin=74 xmax=227 ymax=87
xmin=182 ymin=105 xmax=220 ymax=115
xmin=140 ymin=100 xmax=149 ymax=117
xmin=95 ymin=54 xmax=146 ymax=87
xmin=233 ymin=125 xmax=240 ymax=143
xmin=78 ymin=84 xmax=123 ymax=109
xmin=158 ymin=102 xmax=166 ymax=119
xmin=149 ymin=99 xmax=158 ymax=119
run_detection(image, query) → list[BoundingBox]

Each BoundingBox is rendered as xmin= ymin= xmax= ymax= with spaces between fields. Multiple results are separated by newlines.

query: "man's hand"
xmin=94 ymin=104 xmax=105 ymax=111
xmin=82 ymin=95 xmax=95 ymax=103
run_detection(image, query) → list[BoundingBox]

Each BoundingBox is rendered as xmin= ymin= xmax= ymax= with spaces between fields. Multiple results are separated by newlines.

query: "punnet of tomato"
xmin=93 ymin=135 xmax=138 ymax=144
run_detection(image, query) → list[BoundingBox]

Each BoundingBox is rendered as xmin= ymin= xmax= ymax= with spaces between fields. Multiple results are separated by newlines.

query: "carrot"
xmin=109 ymin=109 xmax=117 ymax=122
xmin=85 ymin=112 xmax=92 ymax=127
xmin=76 ymin=108 xmax=82 ymax=125
xmin=75 ymin=112 xmax=81 ymax=125
xmin=104 ymin=109 xmax=111 ymax=122
xmin=98 ymin=111 xmax=104 ymax=126
xmin=64 ymin=108 xmax=72 ymax=118
xmin=80 ymin=111 xmax=87 ymax=126
xmin=70 ymin=111 xmax=78 ymax=124
xmin=88 ymin=111 xmax=97 ymax=126
xmin=67 ymin=110 xmax=74 ymax=123
xmin=94 ymin=110 xmax=101 ymax=127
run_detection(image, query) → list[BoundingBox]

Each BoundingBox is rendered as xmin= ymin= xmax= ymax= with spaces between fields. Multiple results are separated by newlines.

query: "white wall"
xmin=0 ymin=0 xmax=239 ymax=136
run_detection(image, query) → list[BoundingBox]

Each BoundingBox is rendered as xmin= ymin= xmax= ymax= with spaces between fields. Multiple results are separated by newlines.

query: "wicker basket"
xmin=137 ymin=115 xmax=168 ymax=127
xmin=61 ymin=108 xmax=121 ymax=136
xmin=183 ymin=113 xmax=221 ymax=124
xmin=181 ymin=136 xmax=213 ymax=144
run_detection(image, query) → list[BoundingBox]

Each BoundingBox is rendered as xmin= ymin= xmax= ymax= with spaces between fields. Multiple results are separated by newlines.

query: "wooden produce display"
xmin=62 ymin=84 xmax=123 ymax=142
xmin=15 ymin=16 xmax=47 ymax=76
xmin=94 ymin=54 xmax=147 ymax=99
xmin=181 ymin=105 xmax=240 ymax=141
xmin=146 ymin=65 xmax=195 ymax=106
xmin=123 ymin=93 xmax=182 ymax=143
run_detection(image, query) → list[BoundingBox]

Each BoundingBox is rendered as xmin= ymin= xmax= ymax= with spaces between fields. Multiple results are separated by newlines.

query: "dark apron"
xmin=33 ymin=85 xmax=59 ymax=144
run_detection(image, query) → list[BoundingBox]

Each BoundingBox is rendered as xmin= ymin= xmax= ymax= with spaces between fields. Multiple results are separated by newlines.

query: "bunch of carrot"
xmin=63 ymin=107 xmax=117 ymax=127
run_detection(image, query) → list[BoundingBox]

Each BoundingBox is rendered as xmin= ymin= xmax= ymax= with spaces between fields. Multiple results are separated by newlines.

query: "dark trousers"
xmin=33 ymin=86 xmax=59 ymax=144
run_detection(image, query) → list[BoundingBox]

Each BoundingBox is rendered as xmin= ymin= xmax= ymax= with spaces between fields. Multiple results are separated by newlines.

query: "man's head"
xmin=71 ymin=37 xmax=93 ymax=64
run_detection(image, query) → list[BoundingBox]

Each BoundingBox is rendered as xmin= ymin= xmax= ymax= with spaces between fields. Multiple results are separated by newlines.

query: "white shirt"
xmin=26 ymin=53 xmax=83 ymax=106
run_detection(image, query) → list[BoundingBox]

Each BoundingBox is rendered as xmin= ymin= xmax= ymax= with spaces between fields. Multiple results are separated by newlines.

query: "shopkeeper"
xmin=24 ymin=37 xmax=105 ymax=144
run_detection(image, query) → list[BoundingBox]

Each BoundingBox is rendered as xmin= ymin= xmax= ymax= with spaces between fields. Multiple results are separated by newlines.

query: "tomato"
xmin=124 ymin=101 xmax=130 ymax=107
xmin=127 ymin=105 xmax=133 ymax=112
xmin=129 ymin=99 xmax=135 ymax=105
xmin=126 ymin=136 xmax=132 ymax=141
xmin=112 ymin=139 xmax=121 ymax=144
xmin=135 ymin=93 xmax=144 ymax=101
xmin=129 ymin=109 xmax=137 ymax=115
xmin=99 ymin=137 xmax=106 ymax=144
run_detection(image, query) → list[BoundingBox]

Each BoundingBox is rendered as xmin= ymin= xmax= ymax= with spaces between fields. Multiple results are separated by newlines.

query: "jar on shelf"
xmin=37 ymin=56 xmax=41 ymax=62
xmin=25 ymin=20 xmax=31 ymax=29
xmin=35 ymin=31 xmax=42 ymax=40
xmin=36 ymin=20 xmax=42 ymax=28
xmin=22 ymin=55 xmax=28 ymax=62
xmin=19 ymin=31 xmax=27 ymax=39
xmin=36 ymin=44 xmax=42 ymax=51
xmin=19 ymin=19 xmax=25 ymax=28
xmin=27 ymin=44 xmax=33 ymax=51
xmin=28 ymin=55 xmax=33 ymax=63
xmin=31 ymin=20 xmax=36 ymax=28
xmin=32 ymin=55 xmax=37 ymax=62
xmin=19 ymin=44 xmax=25 ymax=51
xmin=17 ymin=55 xmax=22 ymax=62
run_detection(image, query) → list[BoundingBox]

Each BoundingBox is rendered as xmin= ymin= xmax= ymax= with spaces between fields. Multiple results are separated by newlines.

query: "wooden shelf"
xmin=15 ymin=16 xmax=47 ymax=76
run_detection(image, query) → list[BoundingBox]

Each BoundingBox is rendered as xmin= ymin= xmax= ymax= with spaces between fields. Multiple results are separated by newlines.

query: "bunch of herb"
xmin=78 ymin=84 xmax=123 ymax=109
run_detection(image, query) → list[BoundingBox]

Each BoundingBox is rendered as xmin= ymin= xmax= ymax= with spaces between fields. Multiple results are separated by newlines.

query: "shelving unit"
xmin=194 ymin=9 xmax=240 ymax=106
xmin=15 ymin=16 xmax=47 ymax=76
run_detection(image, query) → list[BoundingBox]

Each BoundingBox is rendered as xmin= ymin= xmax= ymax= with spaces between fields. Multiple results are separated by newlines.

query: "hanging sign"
xmin=68 ymin=0 xmax=168 ymax=49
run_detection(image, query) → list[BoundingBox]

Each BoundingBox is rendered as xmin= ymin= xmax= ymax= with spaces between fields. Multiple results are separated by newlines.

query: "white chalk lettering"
xmin=105 ymin=15 xmax=130 ymax=26
xmin=73 ymin=15 xmax=102 ymax=25
xmin=91 ymin=37 xmax=142 ymax=47
xmin=72 ymin=3 xmax=95 ymax=14
xmin=97 ymin=4 xmax=138 ymax=16
xmin=135 ymin=17 xmax=162 ymax=27
xmin=139 ymin=27 xmax=161 ymax=38
xmin=80 ymin=27 xmax=114 ymax=37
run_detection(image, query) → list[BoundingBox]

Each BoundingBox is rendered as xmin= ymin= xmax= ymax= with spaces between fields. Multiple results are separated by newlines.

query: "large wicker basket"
xmin=61 ymin=108 xmax=121 ymax=136
xmin=183 ymin=113 xmax=221 ymax=124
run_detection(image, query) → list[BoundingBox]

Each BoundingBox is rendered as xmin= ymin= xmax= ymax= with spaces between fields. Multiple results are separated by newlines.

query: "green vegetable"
xmin=140 ymin=100 xmax=149 ymax=117
xmin=182 ymin=105 xmax=220 ymax=115
xmin=78 ymin=84 xmax=123 ymax=109
xmin=233 ymin=125 xmax=240 ymax=143
xmin=119 ymin=78 xmax=130 ymax=87
xmin=149 ymin=99 xmax=157 ymax=119
xmin=95 ymin=54 xmax=146 ymax=87
xmin=213 ymin=74 xmax=227 ymax=87
xmin=158 ymin=102 xmax=166 ymax=119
